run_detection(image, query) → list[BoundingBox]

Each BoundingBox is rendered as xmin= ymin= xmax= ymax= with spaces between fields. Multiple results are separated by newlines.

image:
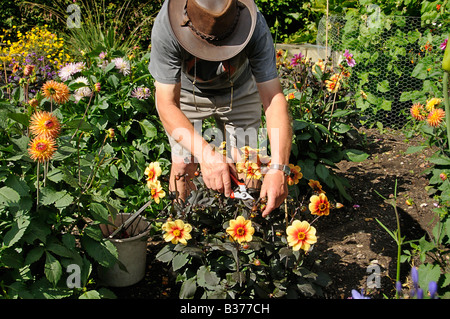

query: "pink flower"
xmin=440 ymin=38 xmax=448 ymax=50
xmin=343 ymin=49 xmax=356 ymax=67
xmin=290 ymin=53 xmax=304 ymax=66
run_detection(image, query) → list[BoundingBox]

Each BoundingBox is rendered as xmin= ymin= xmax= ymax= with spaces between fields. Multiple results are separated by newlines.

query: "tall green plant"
xmin=23 ymin=0 xmax=158 ymax=58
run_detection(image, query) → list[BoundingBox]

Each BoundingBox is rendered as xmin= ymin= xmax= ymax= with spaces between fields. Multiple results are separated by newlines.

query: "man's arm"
xmin=257 ymin=78 xmax=292 ymax=217
xmin=154 ymin=81 xmax=233 ymax=196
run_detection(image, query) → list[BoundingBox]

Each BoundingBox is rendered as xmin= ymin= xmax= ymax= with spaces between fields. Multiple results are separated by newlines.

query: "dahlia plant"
xmin=156 ymin=145 xmax=343 ymax=299
xmin=277 ymin=48 xmax=367 ymax=203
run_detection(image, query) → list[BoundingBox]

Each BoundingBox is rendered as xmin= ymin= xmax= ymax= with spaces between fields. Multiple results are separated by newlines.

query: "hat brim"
xmin=168 ymin=0 xmax=257 ymax=61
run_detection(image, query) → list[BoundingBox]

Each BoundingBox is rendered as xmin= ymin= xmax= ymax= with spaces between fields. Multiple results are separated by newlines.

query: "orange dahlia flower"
xmin=29 ymin=111 xmax=61 ymax=139
xmin=309 ymin=193 xmax=330 ymax=216
xmin=42 ymin=80 xmax=70 ymax=105
xmin=286 ymin=220 xmax=317 ymax=252
xmin=162 ymin=219 xmax=192 ymax=245
xmin=226 ymin=216 xmax=255 ymax=244
xmin=28 ymin=136 xmax=56 ymax=162
xmin=427 ymin=108 xmax=445 ymax=127
xmin=410 ymin=103 xmax=427 ymax=121
xmin=287 ymin=164 xmax=302 ymax=185
xmin=308 ymin=179 xmax=325 ymax=194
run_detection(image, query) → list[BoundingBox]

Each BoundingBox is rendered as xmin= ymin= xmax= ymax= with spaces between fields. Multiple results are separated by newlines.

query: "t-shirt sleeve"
xmin=148 ymin=12 xmax=182 ymax=84
xmin=245 ymin=12 xmax=278 ymax=83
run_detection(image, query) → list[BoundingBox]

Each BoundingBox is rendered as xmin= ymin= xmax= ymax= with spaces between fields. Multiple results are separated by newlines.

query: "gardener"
xmin=149 ymin=0 xmax=292 ymax=217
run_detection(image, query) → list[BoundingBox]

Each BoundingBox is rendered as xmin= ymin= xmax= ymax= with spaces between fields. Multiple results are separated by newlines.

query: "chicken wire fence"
xmin=316 ymin=13 xmax=450 ymax=128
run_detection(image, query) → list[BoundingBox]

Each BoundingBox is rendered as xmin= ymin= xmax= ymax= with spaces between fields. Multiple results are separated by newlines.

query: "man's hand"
xmin=259 ymin=169 xmax=288 ymax=217
xmin=199 ymin=147 xmax=237 ymax=197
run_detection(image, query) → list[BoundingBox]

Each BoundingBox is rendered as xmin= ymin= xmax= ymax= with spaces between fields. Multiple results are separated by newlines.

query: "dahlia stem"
xmin=443 ymin=71 xmax=450 ymax=152
xmin=36 ymin=162 xmax=40 ymax=211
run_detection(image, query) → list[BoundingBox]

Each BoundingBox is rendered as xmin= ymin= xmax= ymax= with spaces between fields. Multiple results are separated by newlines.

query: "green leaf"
xmin=418 ymin=264 xmax=441 ymax=292
xmin=377 ymin=80 xmax=390 ymax=93
xmin=0 ymin=186 xmax=20 ymax=206
xmin=79 ymin=290 xmax=101 ymax=299
xmin=8 ymin=112 xmax=29 ymax=126
xmin=139 ymin=119 xmax=157 ymax=139
xmin=82 ymin=237 xmax=118 ymax=268
xmin=89 ymin=202 xmax=111 ymax=223
xmin=44 ymin=252 xmax=62 ymax=286
xmin=172 ymin=252 xmax=189 ymax=272
xmin=411 ymin=62 xmax=427 ymax=80
xmin=3 ymin=212 xmax=31 ymax=247
xmin=344 ymin=149 xmax=369 ymax=162
xmin=179 ymin=277 xmax=197 ymax=299
xmin=406 ymin=145 xmax=427 ymax=154
xmin=428 ymin=155 xmax=450 ymax=166
xmin=156 ymin=245 xmax=175 ymax=263
xmin=197 ymin=266 xmax=220 ymax=289
xmin=316 ymin=164 xmax=329 ymax=181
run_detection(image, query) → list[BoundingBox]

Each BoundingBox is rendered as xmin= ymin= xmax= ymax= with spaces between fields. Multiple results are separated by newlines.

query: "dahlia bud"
xmin=107 ymin=128 xmax=115 ymax=139
xmin=24 ymin=65 xmax=35 ymax=76
xmin=440 ymin=172 xmax=447 ymax=181
xmin=94 ymin=82 xmax=101 ymax=92
xmin=29 ymin=98 xmax=39 ymax=108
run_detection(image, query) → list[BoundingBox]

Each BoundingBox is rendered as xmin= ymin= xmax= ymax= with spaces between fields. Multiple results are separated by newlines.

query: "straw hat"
xmin=168 ymin=0 xmax=257 ymax=61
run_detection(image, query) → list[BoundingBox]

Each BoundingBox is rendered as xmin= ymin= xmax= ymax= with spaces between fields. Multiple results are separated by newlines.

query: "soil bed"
xmin=109 ymin=128 xmax=437 ymax=299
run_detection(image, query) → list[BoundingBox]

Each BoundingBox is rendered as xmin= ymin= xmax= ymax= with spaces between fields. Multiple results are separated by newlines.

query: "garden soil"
xmin=109 ymin=128 xmax=438 ymax=299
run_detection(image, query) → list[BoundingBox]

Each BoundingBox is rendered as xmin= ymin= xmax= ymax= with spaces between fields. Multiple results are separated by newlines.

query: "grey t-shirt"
xmin=148 ymin=0 xmax=278 ymax=97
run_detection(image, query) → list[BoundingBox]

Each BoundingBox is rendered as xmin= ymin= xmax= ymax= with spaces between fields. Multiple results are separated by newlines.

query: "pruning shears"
xmin=229 ymin=173 xmax=254 ymax=208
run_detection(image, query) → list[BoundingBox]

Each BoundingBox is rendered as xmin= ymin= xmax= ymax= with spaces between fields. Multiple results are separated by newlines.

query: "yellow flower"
xmin=236 ymin=161 xmax=262 ymax=180
xmin=427 ymin=108 xmax=445 ymax=127
xmin=28 ymin=136 xmax=56 ymax=162
xmin=226 ymin=216 xmax=255 ymax=244
xmin=29 ymin=111 xmax=61 ymax=139
xmin=286 ymin=220 xmax=317 ymax=252
xmin=312 ymin=59 xmax=325 ymax=74
xmin=162 ymin=219 xmax=192 ymax=245
xmin=287 ymin=164 xmax=302 ymax=186
xmin=144 ymin=162 xmax=162 ymax=186
xmin=309 ymin=193 xmax=330 ymax=216
xmin=42 ymin=80 xmax=70 ymax=104
xmin=325 ymin=73 xmax=341 ymax=93
xmin=425 ymin=97 xmax=441 ymax=112
xmin=148 ymin=180 xmax=166 ymax=204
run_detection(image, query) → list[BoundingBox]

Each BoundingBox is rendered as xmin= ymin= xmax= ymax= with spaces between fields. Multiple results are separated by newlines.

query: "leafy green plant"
xmin=0 ymin=41 xmax=170 ymax=298
xmin=277 ymin=51 xmax=367 ymax=202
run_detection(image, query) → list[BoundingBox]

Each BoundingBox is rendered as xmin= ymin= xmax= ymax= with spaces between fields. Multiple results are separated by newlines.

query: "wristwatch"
xmin=269 ymin=164 xmax=291 ymax=176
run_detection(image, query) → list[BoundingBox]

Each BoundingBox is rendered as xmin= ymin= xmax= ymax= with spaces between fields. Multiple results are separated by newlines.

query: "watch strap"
xmin=269 ymin=164 xmax=291 ymax=176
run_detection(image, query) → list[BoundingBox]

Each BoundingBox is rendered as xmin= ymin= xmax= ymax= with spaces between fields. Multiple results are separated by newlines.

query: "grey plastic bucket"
xmin=98 ymin=213 xmax=150 ymax=287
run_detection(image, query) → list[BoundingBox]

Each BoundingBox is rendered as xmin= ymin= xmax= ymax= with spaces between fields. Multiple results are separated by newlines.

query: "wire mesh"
xmin=317 ymin=13 xmax=449 ymax=128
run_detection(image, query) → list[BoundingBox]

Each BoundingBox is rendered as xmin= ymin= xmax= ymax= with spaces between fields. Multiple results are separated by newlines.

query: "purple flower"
xmin=351 ymin=289 xmax=370 ymax=299
xmin=343 ymin=49 xmax=356 ymax=67
xmin=429 ymin=281 xmax=438 ymax=299
xmin=440 ymin=38 xmax=448 ymax=50
xmin=395 ymin=281 xmax=402 ymax=293
xmin=131 ymin=86 xmax=151 ymax=100
xmin=290 ymin=53 xmax=304 ymax=66
xmin=411 ymin=267 xmax=419 ymax=290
